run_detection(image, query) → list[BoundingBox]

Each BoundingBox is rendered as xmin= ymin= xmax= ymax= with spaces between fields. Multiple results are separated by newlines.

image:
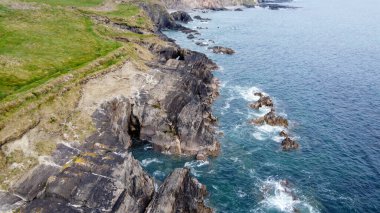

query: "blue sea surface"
xmin=132 ymin=0 xmax=380 ymax=212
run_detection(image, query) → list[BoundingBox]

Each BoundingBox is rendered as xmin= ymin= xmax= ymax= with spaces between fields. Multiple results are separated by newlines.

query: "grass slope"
xmin=0 ymin=4 xmax=120 ymax=100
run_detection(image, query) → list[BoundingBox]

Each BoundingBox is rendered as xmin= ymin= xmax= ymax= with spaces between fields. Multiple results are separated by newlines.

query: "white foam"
xmin=141 ymin=158 xmax=163 ymax=167
xmin=237 ymin=189 xmax=247 ymax=198
xmin=153 ymin=170 xmax=166 ymax=179
xmin=184 ymin=160 xmax=209 ymax=168
xmin=253 ymin=132 xmax=265 ymax=141
xmin=257 ymin=177 xmax=319 ymax=213
xmin=235 ymin=86 xmax=262 ymax=102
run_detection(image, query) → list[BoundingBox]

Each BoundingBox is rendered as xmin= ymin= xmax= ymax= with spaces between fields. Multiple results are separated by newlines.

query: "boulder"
xmin=187 ymin=34 xmax=195 ymax=39
xmin=208 ymin=46 xmax=235 ymax=55
xmin=250 ymin=95 xmax=273 ymax=109
xmin=193 ymin=15 xmax=211 ymax=21
xmin=146 ymin=168 xmax=212 ymax=213
xmin=281 ymin=137 xmax=299 ymax=150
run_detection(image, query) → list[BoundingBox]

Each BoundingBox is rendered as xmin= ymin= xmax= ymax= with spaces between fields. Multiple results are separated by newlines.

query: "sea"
xmin=132 ymin=0 xmax=380 ymax=212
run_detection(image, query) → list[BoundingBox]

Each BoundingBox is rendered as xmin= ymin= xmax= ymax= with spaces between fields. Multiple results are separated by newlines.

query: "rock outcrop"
xmin=249 ymin=92 xmax=299 ymax=150
xmin=208 ymin=46 xmax=236 ymax=55
xmin=194 ymin=15 xmax=211 ymax=21
xmin=250 ymin=92 xmax=273 ymax=109
xmin=146 ymin=168 xmax=212 ymax=213
xmin=0 ymin=2 xmax=219 ymax=212
xmin=171 ymin=11 xmax=193 ymax=23
xmin=159 ymin=0 xmax=258 ymax=10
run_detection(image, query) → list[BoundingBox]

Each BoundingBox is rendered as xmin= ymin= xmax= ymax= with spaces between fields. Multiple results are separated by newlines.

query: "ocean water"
xmin=132 ymin=0 xmax=380 ymax=212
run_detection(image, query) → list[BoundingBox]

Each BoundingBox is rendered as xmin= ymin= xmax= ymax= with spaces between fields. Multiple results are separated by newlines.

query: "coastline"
xmin=0 ymin=2 xmax=222 ymax=212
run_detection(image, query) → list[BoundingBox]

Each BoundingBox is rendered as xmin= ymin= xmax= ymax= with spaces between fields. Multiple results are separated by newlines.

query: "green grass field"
xmin=21 ymin=0 xmax=104 ymax=7
xmin=0 ymin=3 xmax=122 ymax=100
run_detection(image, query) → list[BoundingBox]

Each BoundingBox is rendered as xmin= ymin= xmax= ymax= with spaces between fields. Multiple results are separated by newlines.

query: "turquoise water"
xmin=133 ymin=0 xmax=380 ymax=212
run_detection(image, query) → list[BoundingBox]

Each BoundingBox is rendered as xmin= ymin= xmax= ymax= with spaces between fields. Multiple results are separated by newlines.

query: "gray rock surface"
xmin=171 ymin=11 xmax=193 ymax=23
xmin=146 ymin=168 xmax=212 ymax=213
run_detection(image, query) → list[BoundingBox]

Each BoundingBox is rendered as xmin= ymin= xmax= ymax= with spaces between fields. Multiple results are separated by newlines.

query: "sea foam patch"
xmin=255 ymin=177 xmax=319 ymax=213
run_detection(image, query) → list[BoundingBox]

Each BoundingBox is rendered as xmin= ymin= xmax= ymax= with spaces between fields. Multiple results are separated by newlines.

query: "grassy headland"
xmin=0 ymin=0 xmax=161 ymax=189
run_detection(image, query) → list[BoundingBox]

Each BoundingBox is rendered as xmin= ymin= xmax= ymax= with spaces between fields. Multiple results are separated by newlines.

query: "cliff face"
xmin=159 ymin=0 xmax=258 ymax=9
xmin=0 ymin=1 xmax=218 ymax=212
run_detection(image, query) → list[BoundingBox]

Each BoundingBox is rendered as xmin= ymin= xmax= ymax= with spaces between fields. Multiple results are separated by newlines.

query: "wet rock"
xmin=196 ymin=153 xmax=207 ymax=161
xmin=171 ymin=11 xmax=193 ymax=23
xmin=208 ymin=46 xmax=235 ymax=55
xmin=195 ymin=41 xmax=209 ymax=47
xmin=281 ymin=137 xmax=299 ymax=150
xmin=235 ymin=8 xmax=244 ymax=11
xmin=279 ymin=130 xmax=288 ymax=137
xmin=193 ymin=15 xmax=211 ymax=21
xmin=250 ymin=95 xmax=273 ymax=109
xmin=146 ymin=168 xmax=212 ymax=213
xmin=259 ymin=3 xmax=298 ymax=10
xmin=187 ymin=34 xmax=195 ymax=39
xmin=251 ymin=110 xmax=288 ymax=127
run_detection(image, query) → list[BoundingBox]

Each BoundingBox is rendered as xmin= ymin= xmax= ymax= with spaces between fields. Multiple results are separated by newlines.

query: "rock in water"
xmin=193 ymin=15 xmax=211 ymax=21
xmin=171 ymin=11 xmax=193 ymax=23
xmin=146 ymin=168 xmax=212 ymax=213
xmin=187 ymin=34 xmax=195 ymax=39
xmin=281 ymin=137 xmax=299 ymax=150
xmin=208 ymin=46 xmax=235 ymax=55
xmin=250 ymin=94 xmax=273 ymax=109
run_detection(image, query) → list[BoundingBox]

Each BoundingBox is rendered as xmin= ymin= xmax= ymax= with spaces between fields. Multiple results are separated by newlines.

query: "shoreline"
xmin=0 ymin=2 xmax=222 ymax=212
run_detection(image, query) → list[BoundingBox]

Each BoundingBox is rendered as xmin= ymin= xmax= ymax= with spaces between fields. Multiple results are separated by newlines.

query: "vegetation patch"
xmin=0 ymin=3 xmax=120 ymax=100
xmin=21 ymin=0 xmax=104 ymax=7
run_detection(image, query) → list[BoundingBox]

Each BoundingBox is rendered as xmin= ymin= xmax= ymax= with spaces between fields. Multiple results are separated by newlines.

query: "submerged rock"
xmin=193 ymin=15 xmax=211 ymax=21
xmin=171 ymin=11 xmax=193 ymax=23
xmin=196 ymin=41 xmax=209 ymax=46
xmin=208 ymin=46 xmax=235 ymax=55
xmin=146 ymin=168 xmax=212 ymax=213
xmin=235 ymin=8 xmax=244 ymax=11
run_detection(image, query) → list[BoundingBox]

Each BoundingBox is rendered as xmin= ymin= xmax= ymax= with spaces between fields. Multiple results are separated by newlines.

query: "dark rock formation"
xmin=196 ymin=41 xmax=209 ymax=46
xmin=235 ymin=8 xmax=244 ymax=11
xmin=208 ymin=46 xmax=235 ymax=55
xmin=187 ymin=34 xmax=195 ymax=39
xmin=259 ymin=3 xmax=298 ymax=10
xmin=171 ymin=11 xmax=193 ymax=23
xmin=281 ymin=137 xmax=299 ymax=150
xmin=193 ymin=15 xmax=211 ymax=21
xmin=146 ymin=168 xmax=212 ymax=213
xmin=251 ymin=109 xmax=288 ymax=127
xmin=250 ymin=93 xmax=273 ymax=109
xmin=139 ymin=2 xmax=179 ymax=30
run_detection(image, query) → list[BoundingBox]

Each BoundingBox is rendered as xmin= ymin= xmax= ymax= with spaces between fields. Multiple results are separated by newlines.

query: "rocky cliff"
xmin=159 ymin=0 xmax=258 ymax=10
xmin=0 ymin=2 xmax=218 ymax=212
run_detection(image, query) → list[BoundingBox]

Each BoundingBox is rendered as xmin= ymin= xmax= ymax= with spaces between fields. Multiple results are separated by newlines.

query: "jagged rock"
xmin=279 ymin=130 xmax=288 ymax=137
xmin=196 ymin=41 xmax=209 ymax=46
xmin=208 ymin=46 xmax=235 ymax=55
xmin=171 ymin=11 xmax=193 ymax=23
xmin=139 ymin=2 xmax=180 ymax=30
xmin=281 ymin=137 xmax=299 ymax=150
xmin=251 ymin=110 xmax=288 ymax=127
xmin=250 ymin=95 xmax=273 ymax=109
xmin=0 ymin=191 xmax=25 ymax=212
xmin=196 ymin=153 xmax=207 ymax=161
xmin=187 ymin=34 xmax=195 ymax=39
xmin=10 ymin=164 xmax=60 ymax=201
xmin=193 ymin=15 xmax=211 ymax=21
xmin=146 ymin=168 xmax=212 ymax=213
